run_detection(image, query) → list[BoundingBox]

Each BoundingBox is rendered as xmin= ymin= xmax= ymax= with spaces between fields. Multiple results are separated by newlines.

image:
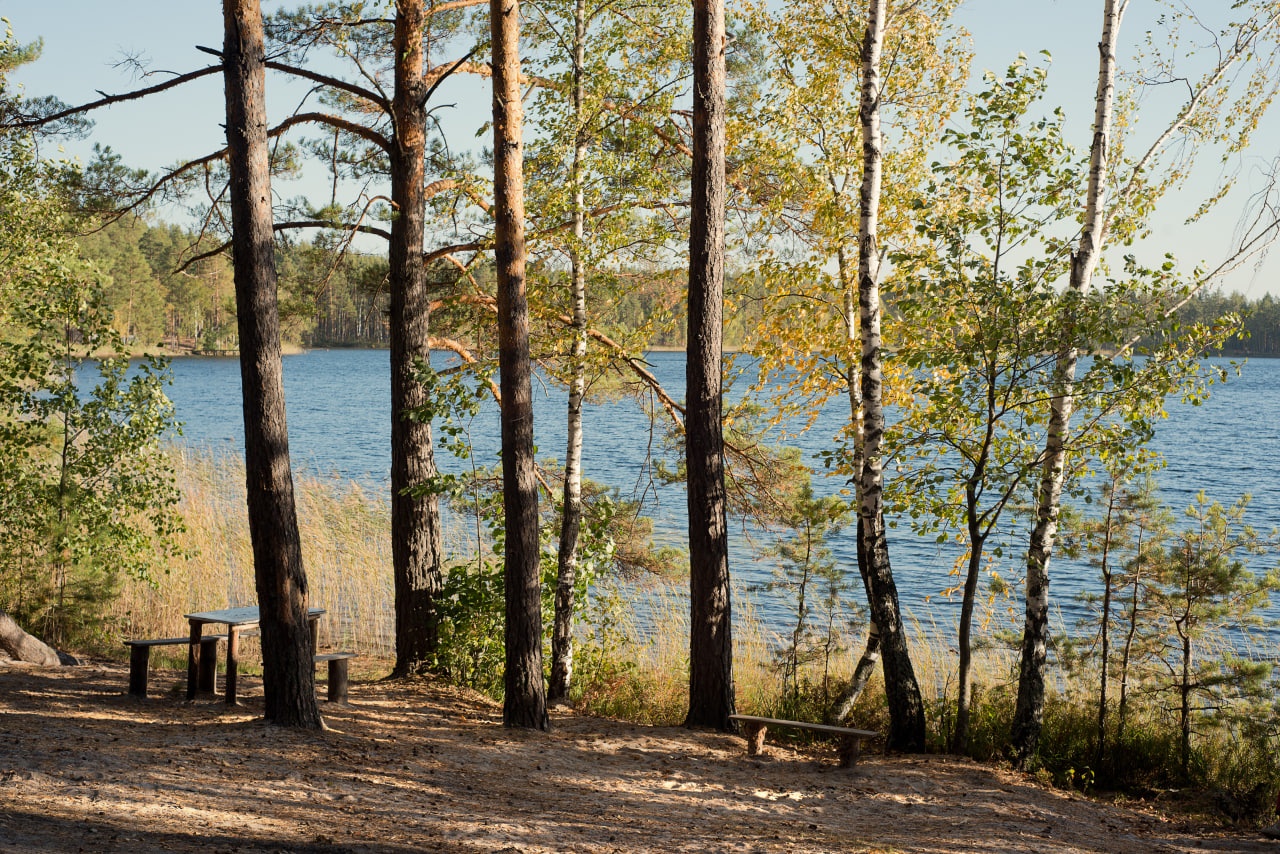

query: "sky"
xmin=6 ymin=0 xmax=1280 ymax=299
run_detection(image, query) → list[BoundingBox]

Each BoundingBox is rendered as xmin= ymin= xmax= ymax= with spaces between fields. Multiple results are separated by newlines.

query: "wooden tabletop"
xmin=184 ymin=606 xmax=326 ymax=626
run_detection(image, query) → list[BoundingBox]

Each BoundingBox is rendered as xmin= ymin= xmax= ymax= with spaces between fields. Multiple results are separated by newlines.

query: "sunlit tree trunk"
xmin=222 ymin=0 xmax=321 ymax=728
xmin=549 ymin=0 xmax=590 ymax=705
xmin=388 ymin=0 xmax=445 ymax=678
xmin=492 ymin=0 xmax=549 ymax=730
xmin=1011 ymin=0 xmax=1122 ymax=766
xmin=854 ymin=0 xmax=925 ymax=752
xmin=684 ymin=0 xmax=734 ymax=733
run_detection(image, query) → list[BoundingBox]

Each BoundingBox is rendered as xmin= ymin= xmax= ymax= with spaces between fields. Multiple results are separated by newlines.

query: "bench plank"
xmin=124 ymin=634 xmax=227 ymax=698
xmin=729 ymin=714 xmax=880 ymax=768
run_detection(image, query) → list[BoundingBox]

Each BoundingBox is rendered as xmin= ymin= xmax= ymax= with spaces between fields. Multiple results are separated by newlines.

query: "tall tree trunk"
xmin=1011 ymin=0 xmax=1122 ymax=766
xmin=492 ymin=0 xmax=549 ymax=731
xmin=388 ymin=0 xmax=445 ymax=678
xmin=855 ymin=0 xmax=925 ymax=753
xmin=222 ymin=0 xmax=321 ymax=729
xmin=684 ymin=0 xmax=734 ymax=733
xmin=549 ymin=0 xmax=590 ymax=706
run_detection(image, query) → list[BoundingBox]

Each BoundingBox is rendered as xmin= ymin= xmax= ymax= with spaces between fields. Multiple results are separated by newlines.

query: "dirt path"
xmin=0 ymin=662 xmax=1271 ymax=853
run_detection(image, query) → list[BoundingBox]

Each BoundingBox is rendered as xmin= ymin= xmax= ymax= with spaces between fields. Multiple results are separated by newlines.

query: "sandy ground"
xmin=0 ymin=660 xmax=1275 ymax=853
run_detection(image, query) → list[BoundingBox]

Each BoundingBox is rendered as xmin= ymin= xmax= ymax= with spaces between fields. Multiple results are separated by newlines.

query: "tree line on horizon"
xmin=73 ymin=214 xmax=1280 ymax=357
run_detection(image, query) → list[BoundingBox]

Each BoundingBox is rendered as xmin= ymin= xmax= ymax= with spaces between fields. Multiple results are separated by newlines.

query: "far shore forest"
xmin=82 ymin=214 xmax=1280 ymax=358
xmin=10 ymin=0 xmax=1280 ymax=829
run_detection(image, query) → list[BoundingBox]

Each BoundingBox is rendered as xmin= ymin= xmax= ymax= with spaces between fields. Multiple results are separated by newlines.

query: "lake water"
xmin=163 ymin=349 xmax=1280 ymax=641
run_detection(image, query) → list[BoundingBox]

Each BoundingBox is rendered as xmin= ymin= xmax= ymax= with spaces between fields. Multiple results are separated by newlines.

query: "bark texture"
xmin=0 ymin=611 xmax=60 ymax=666
xmin=684 ymin=0 xmax=734 ymax=733
xmin=549 ymin=0 xmax=590 ymax=705
xmin=388 ymin=0 xmax=445 ymax=678
xmin=222 ymin=0 xmax=321 ymax=729
xmin=492 ymin=0 xmax=549 ymax=731
xmin=855 ymin=0 xmax=925 ymax=752
xmin=1011 ymin=0 xmax=1122 ymax=766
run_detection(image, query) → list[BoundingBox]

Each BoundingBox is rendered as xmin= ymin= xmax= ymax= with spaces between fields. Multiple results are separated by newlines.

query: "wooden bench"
xmin=314 ymin=652 xmax=358 ymax=703
xmin=729 ymin=714 xmax=880 ymax=768
xmin=124 ymin=635 xmax=226 ymax=698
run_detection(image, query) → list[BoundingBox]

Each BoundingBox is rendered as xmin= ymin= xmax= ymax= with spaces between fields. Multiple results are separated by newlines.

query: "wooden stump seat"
xmin=729 ymin=714 xmax=880 ymax=768
xmin=314 ymin=652 xmax=358 ymax=703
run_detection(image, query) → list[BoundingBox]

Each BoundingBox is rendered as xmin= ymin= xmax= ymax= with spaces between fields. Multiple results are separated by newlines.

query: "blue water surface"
xmin=163 ymin=349 xmax=1280 ymax=641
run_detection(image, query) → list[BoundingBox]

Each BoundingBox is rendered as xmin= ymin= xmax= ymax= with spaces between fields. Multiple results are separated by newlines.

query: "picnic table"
xmin=184 ymin=606 xmax=325 ymax=705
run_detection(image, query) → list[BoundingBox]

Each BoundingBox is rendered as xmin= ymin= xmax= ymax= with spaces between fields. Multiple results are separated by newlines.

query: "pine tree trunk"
xmin=492 ymin=0 xmax=549 ymax=731
xmin=855 ymin=0 xmax=925 ymax=753
xmin=1011 ymin=0 xmax=1122 ymax=766
xmin=388 ymin=0 xmax=445 ymax=678
xmin=222 ymin=0 xmax=321 ymax=729
xmin=549 ymin=0 xmax=590 ymax=706
xmin=684 ymin=0 xmax=734 ymax=733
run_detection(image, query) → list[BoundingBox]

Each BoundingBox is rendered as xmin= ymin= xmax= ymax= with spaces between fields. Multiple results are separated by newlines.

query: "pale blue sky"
xmin=6 ymin=0 xmax=1280 ymax=298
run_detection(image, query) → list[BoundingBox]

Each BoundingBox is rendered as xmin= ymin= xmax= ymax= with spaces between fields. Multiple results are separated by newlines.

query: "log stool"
xmin=314 ymin=652 xmax=358 ymax=703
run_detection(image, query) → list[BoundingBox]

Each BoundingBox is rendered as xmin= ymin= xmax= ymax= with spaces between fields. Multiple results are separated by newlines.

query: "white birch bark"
xmin=1011 ymin=0 xmax=1124 ymax=764
xmin=855 ymin=0 xmax=925 ymax=751
xmin=550 ymin=0 xmax=589 ymax=704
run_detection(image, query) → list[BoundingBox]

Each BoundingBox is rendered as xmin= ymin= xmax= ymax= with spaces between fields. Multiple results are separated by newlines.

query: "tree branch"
xmin=5 ymin=65 xmax=223 ymax=130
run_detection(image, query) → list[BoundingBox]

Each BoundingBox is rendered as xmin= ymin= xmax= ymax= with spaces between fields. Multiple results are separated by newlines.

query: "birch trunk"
xmin=492 ymin=0 xmax=549 ymax=731
xmin=389 ymin=0 xmax=445 ymax=678
xmin=549 ymin=0 xmax=590 ymax=705
xmin=222 ymin=0 xmax=321 ymax=728
xmin=685 ymin=0 xmax=734 ymax=732
xmin=828 ymin=244 xmax=882 ymax=723
xmin=854 ymin=0 xmax=925 ymax=752
xmin=1010 ymin=0 xmax=1122 ymax=765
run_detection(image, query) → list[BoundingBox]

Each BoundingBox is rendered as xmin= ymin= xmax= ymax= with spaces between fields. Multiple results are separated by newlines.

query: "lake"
xmin=163 ymin=349 xmax=1280 ymax=639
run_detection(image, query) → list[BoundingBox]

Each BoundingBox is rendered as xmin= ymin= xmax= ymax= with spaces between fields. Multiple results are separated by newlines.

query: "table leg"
xmin=186 ymin=620 xmax=202 ymax=701
xmin=225 ymin=626 xmax=240 ymax=706
xmin=308 ymin=615 xmax=319 ymax=654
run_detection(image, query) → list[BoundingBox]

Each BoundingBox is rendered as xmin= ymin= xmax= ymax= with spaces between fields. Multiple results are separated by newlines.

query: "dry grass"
xmin=110 ymin=450 xmax=399 ymax=669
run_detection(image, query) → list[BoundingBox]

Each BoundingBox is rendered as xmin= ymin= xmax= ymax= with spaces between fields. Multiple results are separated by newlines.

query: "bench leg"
xmin=127 ymin=645 xmax=151 ymax=698
xmin=225 ymin=627 xmax=240 ymax=706
xmin=186 ymin=621 xmax=202 ymax=701
xmin=743 ymin=722 xmax=768 ymax=756
xmin=197 ymin=638 xmax=220 ymax=694
xmin=837 ymin=736 xmax=861 ymax=768
xmin=327 ymin=657 xmax=350 ymax=703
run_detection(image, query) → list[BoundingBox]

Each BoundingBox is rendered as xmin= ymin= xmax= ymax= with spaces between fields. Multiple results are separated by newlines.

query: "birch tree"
xmin=731 ymin=0 xmax=967 ymax=727
xmin=522 ymin=0 xmax=690 ymax=704
xmin=1011 ymin=0 xmax=1280 ymax=765
xmin=852 ymin=0 xmax=925 ymax=751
